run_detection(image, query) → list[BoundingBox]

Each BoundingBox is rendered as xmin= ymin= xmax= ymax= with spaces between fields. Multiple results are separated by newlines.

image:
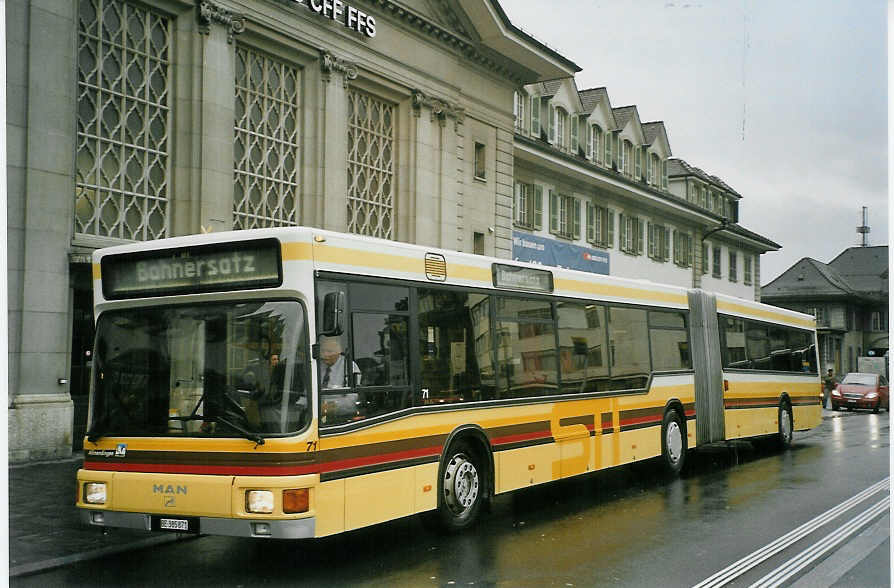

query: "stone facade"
xmin=6 ymin=0 xmax=577 ymax=462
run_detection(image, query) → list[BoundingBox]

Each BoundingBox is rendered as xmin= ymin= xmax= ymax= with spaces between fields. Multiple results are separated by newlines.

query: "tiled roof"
xmin=641 ymin=121 xmax=663 ymax=144
xmin=538 ymin=78 xmax=564 ymax=97
xmin=828 ymin=246 xmax=889 ymax=297
xmin=762 ymin=246 xmax=888 ymax=301
xmin=762 ymin=258 xmax=857 ymax=299
xmin=611 ymin=105 xmax=638 ymax=131
xmin=578 ymin=87 xmax=607 ymax=113
xmin=666 ymin=158 xmax=741 ymax=198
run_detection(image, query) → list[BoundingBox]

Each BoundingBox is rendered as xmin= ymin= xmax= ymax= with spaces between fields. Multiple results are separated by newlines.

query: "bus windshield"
xmin=88 ymin=300 xmax=309 ymax=441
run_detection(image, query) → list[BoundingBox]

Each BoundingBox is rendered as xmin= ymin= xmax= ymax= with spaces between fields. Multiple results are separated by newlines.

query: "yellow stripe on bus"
xmin=312 ymin=245 xmax=492 ymax=283
xmin=717 ymin=300 xmax=815 ymax=328
xmin=92 ymin=263 xmax=101 ymax=280
xmin=281 ymin=242 xmax=313 ymax=262
xmin=555 ymin=277 xmax=688 ymax=306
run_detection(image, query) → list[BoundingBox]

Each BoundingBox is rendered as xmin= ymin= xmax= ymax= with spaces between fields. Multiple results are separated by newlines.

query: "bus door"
xmin=687 ymin=290 xmax=725 ymax=444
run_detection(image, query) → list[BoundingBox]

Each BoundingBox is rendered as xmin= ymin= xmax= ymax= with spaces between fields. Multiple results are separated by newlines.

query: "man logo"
xmin=164 ymin=496 xmax=175 ymax=507
xmin=153 ymin=484 xmax=188 ymax=495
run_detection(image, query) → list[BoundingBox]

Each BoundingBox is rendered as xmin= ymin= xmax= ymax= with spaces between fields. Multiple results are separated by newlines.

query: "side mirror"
xmin=321 ymin=291 xmax=345 ymax=336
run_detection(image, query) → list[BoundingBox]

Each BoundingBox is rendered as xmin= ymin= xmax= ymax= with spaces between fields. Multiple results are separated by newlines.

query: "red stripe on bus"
xmin=618 ymin=415 xmax=661 ymax=427
xmin=84 ymin=445 xmax=445 ymax=477
xmin=83 ymin=461 xmax=317 ymax=476
xmin=318 ymin=445 xmax=442 ymax=474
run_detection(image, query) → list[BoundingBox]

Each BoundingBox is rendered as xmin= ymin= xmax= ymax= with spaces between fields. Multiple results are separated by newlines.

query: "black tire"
xmin=436 ymin=440 xmax=485 ymax=532
xmin=776 ymin=402 xmax=793 ymax=449
xmin=873 ymin=400 xmax=880 ymax=413
xmin=661 ymin=408 xmax=687 ymax=476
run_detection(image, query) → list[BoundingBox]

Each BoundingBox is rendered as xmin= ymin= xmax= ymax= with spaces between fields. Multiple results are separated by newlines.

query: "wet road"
xmin=15 ymin=410 xmax=889 ymax=587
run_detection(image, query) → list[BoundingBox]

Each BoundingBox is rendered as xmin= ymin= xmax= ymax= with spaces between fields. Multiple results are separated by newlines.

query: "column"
xmin=8 ymin=0 xmax=78 ymax=462
xmin=319 ymin=51 xmax=355 ymax=231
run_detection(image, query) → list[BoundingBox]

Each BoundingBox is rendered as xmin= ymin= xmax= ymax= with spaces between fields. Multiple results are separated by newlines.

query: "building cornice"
xmin=361 ymin=0 xmax=538 ymax=85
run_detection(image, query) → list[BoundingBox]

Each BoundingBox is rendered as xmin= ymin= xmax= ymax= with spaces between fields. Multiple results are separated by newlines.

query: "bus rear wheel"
xmin=437 ymin=440 xmax=485 ymax=532
xmin=661 ymin=408 xmax=687 ymax=476
xmin=776 ymin=402 xmax=793 ymax=449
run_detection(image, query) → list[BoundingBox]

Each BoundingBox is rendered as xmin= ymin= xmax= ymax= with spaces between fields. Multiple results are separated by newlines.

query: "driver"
xmin=319 ymin=336 xmax=360 ymax=389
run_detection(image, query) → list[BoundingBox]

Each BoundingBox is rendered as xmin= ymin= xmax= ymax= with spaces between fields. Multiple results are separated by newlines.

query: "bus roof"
xmin=92 ymin=226 xmax=815 ymax=329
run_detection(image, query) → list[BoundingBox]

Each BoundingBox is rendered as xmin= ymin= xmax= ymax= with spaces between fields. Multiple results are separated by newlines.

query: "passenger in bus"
xmin=319 ymin=336 xmax=361 ymax=389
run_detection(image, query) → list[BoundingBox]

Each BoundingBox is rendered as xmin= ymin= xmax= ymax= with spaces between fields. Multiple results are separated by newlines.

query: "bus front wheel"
xmin=661 ymin=408 xmax=687 ymax=476
xmin=437 ymin=440 xmax=485 ymax=532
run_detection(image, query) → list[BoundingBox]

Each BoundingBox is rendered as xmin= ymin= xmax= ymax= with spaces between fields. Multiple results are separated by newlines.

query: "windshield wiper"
xmin=86 ymin=415 xmax=108 ymax=443
xmin=173 ymin=415 xmax=265 ymax=446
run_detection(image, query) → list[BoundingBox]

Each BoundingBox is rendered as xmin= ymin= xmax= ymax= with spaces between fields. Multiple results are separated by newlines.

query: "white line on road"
xmin=748 ymin=497 xmax=889 ymax=588
xmin=789 ymin=513 xmax=890 ymax=588
xmin=692 ymin=477 xmax=890 ymax=588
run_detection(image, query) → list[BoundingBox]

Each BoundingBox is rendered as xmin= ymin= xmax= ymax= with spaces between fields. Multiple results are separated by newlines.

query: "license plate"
xmin=848 ymin=400 xmax=856 ymax=404
xmin=160 ymin=518 xmax=188 ymax=531
xmin=152 ymin=516 xmax=198 ymax=533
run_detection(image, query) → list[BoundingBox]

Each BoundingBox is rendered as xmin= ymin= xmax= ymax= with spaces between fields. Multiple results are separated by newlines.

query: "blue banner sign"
xmin=512 ymin=231 xmax=610 ymax=275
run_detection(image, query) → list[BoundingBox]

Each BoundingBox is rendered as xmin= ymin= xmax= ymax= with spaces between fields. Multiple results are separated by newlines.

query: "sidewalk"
xmin=9 ymin=452 xmax=183 ymax=578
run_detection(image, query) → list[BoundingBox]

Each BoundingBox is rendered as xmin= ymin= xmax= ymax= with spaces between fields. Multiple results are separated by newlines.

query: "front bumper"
xmin=833 ymin=396 xmax=878 ymax=409
xmin=79 ymin=509 xmax=315 ymax=539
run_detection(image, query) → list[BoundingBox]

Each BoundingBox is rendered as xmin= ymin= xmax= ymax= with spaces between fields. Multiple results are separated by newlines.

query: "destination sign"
xmin=102 ymin=239 xmax=282 ymax=299
xmin=492 ymin=264 xmax=554 ymax=293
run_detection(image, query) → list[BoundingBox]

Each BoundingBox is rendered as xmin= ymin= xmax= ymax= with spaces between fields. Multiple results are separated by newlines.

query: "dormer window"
xmin=661 ymin=160 xmax=668 ymax=190
xmin=591 ymin=125 xmax=603 ymax=164
xmin=530 ymin=95 xmax=541 ymax=137
xmin=555 ymin=107 xmax=567 ymax=149
xmin=605 ymin=132 xmax=613 ymax=168
xmin=514 ymin=91 xmax=526 ymax=133
xmin=622 ymin=140 xmax=633 ymax=176
xmin=570 ymin=114 xmax=579 ymax=153
xmin=634 ymin=147 xmax=642 ymax=179
xmin=649 ymin=154 xmax=659 ymax=185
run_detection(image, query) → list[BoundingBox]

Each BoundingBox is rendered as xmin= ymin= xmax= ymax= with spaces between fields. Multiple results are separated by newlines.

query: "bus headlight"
xmin=85 ymin=482 xmax=107 ymax=504
xmin=246 ymin=490 xmax=274 ymax=514
xmin=283 ymin=489 xmax=309 ymax=514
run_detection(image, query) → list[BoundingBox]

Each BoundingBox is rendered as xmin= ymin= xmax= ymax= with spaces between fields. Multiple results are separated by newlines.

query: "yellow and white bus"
xmin=77 ymin=227 xmax=822 ymax=538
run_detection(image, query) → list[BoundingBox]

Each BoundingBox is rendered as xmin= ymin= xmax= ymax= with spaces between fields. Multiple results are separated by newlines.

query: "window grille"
xmin=75 ymin=0 xmax=171 ymax=241
xmin=347 ymin=89 xmax=395 ymax=239
xmin=234 ymin=46 xmax=301 ymax=230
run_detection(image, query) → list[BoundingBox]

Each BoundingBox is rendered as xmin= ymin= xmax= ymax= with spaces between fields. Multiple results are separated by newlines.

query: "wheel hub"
xmin=666 ymin=421 xmax=683 ymax=463
xmin=444 ymin=453 xmax=479 ymax=515
xmin=781 ymin=407 xmax=792 ymax=441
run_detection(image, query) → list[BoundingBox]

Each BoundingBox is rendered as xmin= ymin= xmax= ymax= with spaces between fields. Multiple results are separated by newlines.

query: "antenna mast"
xmin=856 ymin=206 xmax=870 ymax=247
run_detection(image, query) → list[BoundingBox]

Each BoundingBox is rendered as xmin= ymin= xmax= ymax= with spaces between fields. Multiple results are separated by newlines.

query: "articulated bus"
xmin=77 ymin=227 xmax=822 ymax=538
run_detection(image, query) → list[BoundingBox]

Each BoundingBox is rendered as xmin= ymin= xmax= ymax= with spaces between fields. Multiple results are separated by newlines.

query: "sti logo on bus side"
xmin=153 ymin=484 xmax=188 ymax=495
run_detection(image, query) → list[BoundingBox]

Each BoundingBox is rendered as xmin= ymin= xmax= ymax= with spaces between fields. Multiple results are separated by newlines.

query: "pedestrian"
xmin=822 ymin=368 xmax=837 ymax=409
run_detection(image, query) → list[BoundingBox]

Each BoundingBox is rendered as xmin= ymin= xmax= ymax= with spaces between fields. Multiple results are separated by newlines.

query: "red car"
xmin=831 ymin=372 xmax=889 ymax=412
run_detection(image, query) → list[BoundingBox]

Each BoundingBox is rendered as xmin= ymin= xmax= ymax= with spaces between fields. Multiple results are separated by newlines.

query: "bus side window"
xmin=418 ymin=289 xmax=490 ymax=405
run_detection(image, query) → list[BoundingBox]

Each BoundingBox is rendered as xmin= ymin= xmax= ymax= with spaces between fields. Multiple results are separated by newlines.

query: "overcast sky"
xmin=499 ymin=0 xmax=888 ymax=285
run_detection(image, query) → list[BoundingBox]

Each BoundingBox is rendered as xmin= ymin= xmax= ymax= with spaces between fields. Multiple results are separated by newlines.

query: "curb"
xmin=10 ymin=534 xmax=196 ymax=578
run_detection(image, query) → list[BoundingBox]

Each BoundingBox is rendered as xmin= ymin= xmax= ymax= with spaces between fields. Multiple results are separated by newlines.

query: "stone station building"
xmin=7 ymin=0 xmax=779 ymax=462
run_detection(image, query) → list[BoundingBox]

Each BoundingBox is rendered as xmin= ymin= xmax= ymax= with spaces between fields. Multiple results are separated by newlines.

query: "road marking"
xmin=749 ymin=498 xmax=889 ymax=588
xmin=693 ymin=477 xmax=889 ymax=588
xmin=789 ymin=513 xmax=890 ymax=588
